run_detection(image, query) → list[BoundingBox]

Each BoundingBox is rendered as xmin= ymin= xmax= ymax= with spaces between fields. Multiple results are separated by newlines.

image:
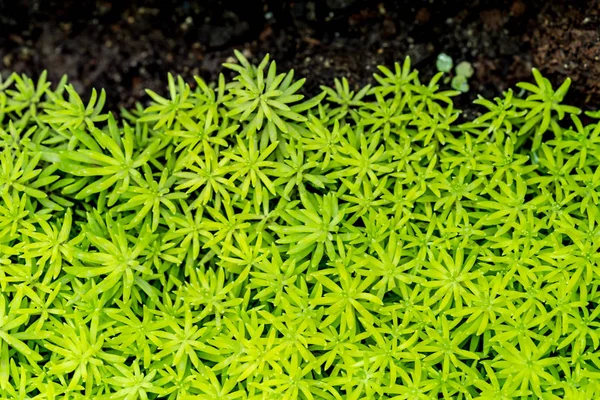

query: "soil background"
xmin=1 ymin=0 xmax=599 ymax=118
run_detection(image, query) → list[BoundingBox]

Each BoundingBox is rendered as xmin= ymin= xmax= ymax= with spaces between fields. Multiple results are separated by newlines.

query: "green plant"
xmin=0 ymin=50 xmax=599 ymax=399
xmin=436 ymin=53 xmax=475 ymax=93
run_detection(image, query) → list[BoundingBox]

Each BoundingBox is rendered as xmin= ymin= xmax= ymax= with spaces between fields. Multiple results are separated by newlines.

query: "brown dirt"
xmin=1 ymin=0 xmax=599 ymax=116
xmin=529 ymin=0 xmax=600 ymax=106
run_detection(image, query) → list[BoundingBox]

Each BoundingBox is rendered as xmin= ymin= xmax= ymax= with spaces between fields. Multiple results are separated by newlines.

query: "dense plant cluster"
xmin=1 ymin=52 xmax=600 ymax=399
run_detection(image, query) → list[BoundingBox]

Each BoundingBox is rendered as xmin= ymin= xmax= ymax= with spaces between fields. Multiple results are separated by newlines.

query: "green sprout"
xmin=436 ymin=53 xmax=475 ymax=93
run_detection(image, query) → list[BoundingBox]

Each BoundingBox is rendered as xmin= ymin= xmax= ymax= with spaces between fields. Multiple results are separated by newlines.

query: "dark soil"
xmin=1 ymin=0 xmax=599 ymax=117
xmin=530 ymin=1 xmax=600 ymax=105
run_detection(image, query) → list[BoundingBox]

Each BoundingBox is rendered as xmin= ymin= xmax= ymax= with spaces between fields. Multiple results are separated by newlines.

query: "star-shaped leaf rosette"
xmin=0 ymin=52 xmax=599 ymax=399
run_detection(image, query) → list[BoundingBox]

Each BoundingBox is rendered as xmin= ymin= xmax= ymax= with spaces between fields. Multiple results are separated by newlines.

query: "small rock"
xmin=259 ymin=25 xmax=272 ymax=41
xmin=326 ymin=0 xmax=358 ymax=10
xmin=383 ymin=19 xmax=396 ymax=37
xmin=9 ymin=34 xmax=24 ymax=44
xmin=510 ymin=1 xmax=526 ymax=17
xmin=2 ymin=54 xmax=12 ymax=67
xmin=415 ymin=8 xmax=430 ymax=24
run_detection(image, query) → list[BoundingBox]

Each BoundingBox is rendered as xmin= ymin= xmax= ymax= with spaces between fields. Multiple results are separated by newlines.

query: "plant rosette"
xmin=0 ymin=52 xmax=598 ymax=399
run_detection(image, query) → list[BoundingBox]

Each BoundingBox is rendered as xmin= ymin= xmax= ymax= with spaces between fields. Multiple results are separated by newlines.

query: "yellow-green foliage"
xmin=0 ymin=52 xmax=599 ymax=399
